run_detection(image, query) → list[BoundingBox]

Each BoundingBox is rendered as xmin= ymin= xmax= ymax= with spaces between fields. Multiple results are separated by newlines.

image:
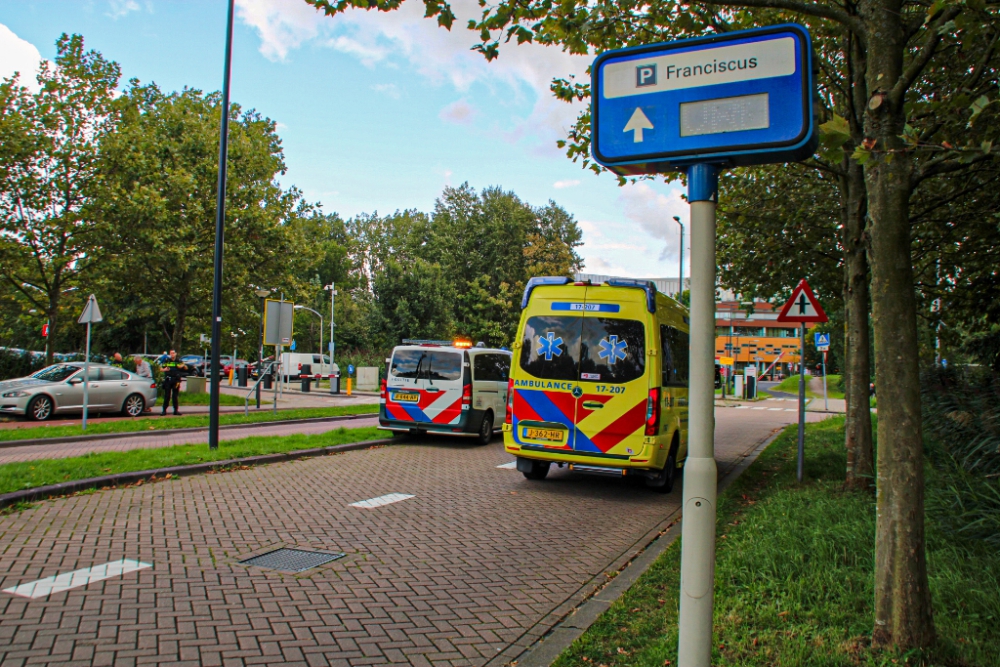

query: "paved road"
xmin=0 ymin=415 xmax=382 ymax=465
xmin=0 ymin=406 xmax=829 ymax=667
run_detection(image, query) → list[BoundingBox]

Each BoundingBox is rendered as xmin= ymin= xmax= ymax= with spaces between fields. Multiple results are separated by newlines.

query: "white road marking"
xmin=768 ymin=408 xmax=783 ymax=411
xmin=752 ymin=407 xmax=767 ymax=410
xmin=349 ymin=493 xmax=415 ymax=509
xmin=3 ymin=559 xmax=150 ymax=599
xmin=785 ymin=408 xmax=796 ymax=412
xmin=735 ymin=405 xmax=751 ymax=409
xmin=497 ymin=461 xmax=517 ymax=469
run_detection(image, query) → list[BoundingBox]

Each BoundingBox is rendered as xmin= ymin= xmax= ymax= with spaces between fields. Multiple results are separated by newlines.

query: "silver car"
xmin=0 ymin=363 xmax=158 ymax=421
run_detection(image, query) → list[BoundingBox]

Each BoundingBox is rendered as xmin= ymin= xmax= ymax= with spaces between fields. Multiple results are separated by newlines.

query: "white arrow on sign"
xmin=624 ymin=107 xmax=653 ymax=143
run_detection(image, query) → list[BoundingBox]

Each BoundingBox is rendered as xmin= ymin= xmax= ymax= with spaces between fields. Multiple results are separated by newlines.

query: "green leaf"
xmin=851 ymin=146 xmax=872 ymax=165
xmin=818 ymin=114 xmax=851 ymax=150
xmin=968 ymin=95 xmax=992 ymax=127
xmin=982 ymin=140 xmax=993 ymax=154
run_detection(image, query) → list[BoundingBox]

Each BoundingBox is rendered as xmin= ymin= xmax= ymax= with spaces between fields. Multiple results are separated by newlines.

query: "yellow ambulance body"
xmin=503 ymin=277 xmax=690 ymax=492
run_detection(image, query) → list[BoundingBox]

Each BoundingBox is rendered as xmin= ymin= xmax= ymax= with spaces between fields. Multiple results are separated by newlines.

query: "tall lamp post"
xmin=324 ymin=283 xmax=336 ymax=364
xmin=208 ymin=0 xmax=236 ymax=451
xmin=672 ymin=215 xmax=685 ymax=300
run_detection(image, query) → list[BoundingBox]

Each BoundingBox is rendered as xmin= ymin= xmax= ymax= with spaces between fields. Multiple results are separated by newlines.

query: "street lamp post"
xmin=324 ymin=283 xmax=336 ymax=365
xmin=672 ymin=215 xmax=685 ymax=300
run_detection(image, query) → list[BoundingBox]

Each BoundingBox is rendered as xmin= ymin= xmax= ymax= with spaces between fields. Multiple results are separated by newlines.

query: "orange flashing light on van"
xmin=503 ymin=277 xmax=690 ymax=492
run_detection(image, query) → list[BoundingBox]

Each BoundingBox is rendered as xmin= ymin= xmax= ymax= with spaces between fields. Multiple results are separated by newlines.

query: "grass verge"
xmin=172 ymin=392 xmax=267 ymax=406
xmin=552 ymin=417 xmax=1000 ymax=667
xmin=0 ymin=425 xmax=383 ymax=495
xmin=0 ymin=404 xmax=377 ymax=443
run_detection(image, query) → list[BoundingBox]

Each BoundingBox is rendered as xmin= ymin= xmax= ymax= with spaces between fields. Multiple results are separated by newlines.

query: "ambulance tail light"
xmin=645 ymin=388 xmax=661 ymax=436
xmin=505 ymin=379 xmax=514 ymax=424
xmin=462 ymin=383 xmax=472 ymax=409
xmin=380 ymin=379 xmax=387 ymax=401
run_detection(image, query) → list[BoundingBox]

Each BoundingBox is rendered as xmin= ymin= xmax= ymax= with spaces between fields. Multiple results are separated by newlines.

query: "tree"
xmin=370 ymin=257 xmax=455 ymax=346
xmin=303 ymin=0 xmax=1000 ymax=650
xmin=97 ymin=83 xmax=309 ymax=352
xmin=0 ymin=34 xmax=120 ymax=364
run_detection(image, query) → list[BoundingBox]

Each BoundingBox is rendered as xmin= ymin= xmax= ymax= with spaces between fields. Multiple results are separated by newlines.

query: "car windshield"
xmin=520 ymin=315 xmax=645 ymax=384
xmin=31 ymin=365 xmax=82 ymax=382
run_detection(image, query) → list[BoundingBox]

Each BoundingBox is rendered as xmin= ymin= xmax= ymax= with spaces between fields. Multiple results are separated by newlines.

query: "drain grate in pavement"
xmin=240 ymin=548 xmax=345 ymax=572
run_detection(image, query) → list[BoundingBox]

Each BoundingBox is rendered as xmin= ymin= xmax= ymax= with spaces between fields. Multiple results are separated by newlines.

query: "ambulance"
xmin=379 ymin=339 xmax=512 ymax=445
xmin=504 ymin=277 xmax=690 ymax=492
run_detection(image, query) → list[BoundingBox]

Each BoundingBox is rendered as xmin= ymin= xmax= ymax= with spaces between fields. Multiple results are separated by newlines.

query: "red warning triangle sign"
xmin=777 ymin=279 xmax=828 ymax=323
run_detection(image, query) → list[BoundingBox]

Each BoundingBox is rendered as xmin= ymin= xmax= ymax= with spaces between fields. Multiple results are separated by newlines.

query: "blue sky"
xmin=0 ymin=0 xmax=689 ymax=279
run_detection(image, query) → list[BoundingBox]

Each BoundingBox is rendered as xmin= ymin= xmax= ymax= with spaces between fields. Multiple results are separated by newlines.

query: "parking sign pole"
xmin=677 ymin=164 xmax=719 ymax=667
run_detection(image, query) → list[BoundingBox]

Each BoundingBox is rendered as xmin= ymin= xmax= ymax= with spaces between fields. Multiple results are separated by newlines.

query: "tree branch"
xmin=889 ymin=6 xmax=963 ymax=108
xmin=698 ymin=0 xmax=867 ymax=37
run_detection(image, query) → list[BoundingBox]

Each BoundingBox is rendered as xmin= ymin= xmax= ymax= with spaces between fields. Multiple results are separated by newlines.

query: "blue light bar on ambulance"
xmin=521 ymin=276 xmax=571 ymax=309
xmin=605 ymin=279 xmax=658 ymax=314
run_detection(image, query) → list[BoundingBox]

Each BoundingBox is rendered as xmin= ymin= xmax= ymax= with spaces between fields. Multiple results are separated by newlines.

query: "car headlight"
xmin=1 ymin=390 xmax=30 ymax=398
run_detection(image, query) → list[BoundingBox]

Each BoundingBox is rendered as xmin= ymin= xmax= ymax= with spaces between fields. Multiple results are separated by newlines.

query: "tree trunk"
xmin=46 ymin=294 xmax=60 ymax=367
xmin=862 ymin=0 xmax=934 ymax=648
xmin=172 ymin=290 xmax=188 ymax=353
xmin=843 ymin=159 xmax=874 ymax=492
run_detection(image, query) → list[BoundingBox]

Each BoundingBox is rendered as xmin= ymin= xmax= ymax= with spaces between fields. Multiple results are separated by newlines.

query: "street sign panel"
xmin=347 ymin=364 xmax=355 ymax=375
xmin=814 ymin=332 xmax=830 ymax=351
xmin=263 ymin=299 xmax=294 ymax=346
xmin=290 ymin=339 xmax=296 ymax=351
xmin=41 ymin=323 xmax=49 ymax=338
xmin=77 ymin=295 xmax=103 ymax=324
xmin=592 ymin=24 xmax=816 ymax=175
xmin=720 ymin=356 xmax=735 ymax=365
xmin=328 ymin=341 xmax=335 ymax=353
xmin=777 ymin=279 xmax=828 ymax=323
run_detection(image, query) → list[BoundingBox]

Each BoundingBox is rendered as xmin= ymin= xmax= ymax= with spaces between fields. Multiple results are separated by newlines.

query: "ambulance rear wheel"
xmin=476 ymin=411 xmax=494 ymax=446
xmin=645 ymin=452 xmax=677 ymax=493
xmin=522 ymin=460 xmax=550 ymax=481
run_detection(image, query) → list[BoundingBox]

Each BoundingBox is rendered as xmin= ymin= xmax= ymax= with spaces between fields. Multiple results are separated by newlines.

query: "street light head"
xmin=254 ymin=288 xmax=272 ymax=298
xmin=673 ymin=215 xmax=681 ymax=223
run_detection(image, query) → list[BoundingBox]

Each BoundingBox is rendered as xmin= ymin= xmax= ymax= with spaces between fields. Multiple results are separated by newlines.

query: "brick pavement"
xmin=0 ymin=417 xmax=381 ymax=465
xmin=0 ymin=407 xmax=829 ymax=667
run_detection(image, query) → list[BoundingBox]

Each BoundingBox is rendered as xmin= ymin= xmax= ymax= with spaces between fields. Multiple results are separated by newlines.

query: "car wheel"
xmin=476 ymin=411 xmax=494 ymax=446
xmin=27 ymin=395 xmax=54 ymax=421
xmin=646 ymin=450 xmax=678 ymax=493
xmin=522 ymin=460 xmax=550 ymax=481
xmin=122 ymin=393 xmax=145 ymax=418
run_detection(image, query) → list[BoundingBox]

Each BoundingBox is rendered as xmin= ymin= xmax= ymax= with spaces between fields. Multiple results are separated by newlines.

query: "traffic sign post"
xmin=814 ymin=332 xmax=831 ymax=411
xmin=777 ymin=279 xmax=828 ymax=481
xmin=77 ymin=295 xmax=103 ymax=431
xmin=591 ymin=24 xmax=817 ymax=667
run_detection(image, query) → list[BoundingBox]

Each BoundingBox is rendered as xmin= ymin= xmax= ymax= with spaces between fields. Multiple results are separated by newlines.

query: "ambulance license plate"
xmin=524 ymin=427 xmax=563 ymax=442
xmin=393 ymin=392 xmax=419 ymax=403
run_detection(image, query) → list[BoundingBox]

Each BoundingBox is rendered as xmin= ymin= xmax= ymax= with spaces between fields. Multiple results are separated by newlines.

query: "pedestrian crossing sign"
xmin=814 ymin=332 xmax=830 ymax=351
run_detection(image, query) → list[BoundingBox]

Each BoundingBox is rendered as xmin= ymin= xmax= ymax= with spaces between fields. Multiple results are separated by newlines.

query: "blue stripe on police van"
xmin=551 ymin=302 xmax=621 ymax=313
xmin=401 ymin=404 xmax=431 ymax=422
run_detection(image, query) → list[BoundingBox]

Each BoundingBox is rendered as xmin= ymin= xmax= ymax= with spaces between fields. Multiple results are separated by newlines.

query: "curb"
xmin=496 ymin=427 xmax=786 ymax=667
xmin=0 ymin=437 xmax=395 ymax=510
xmin=0 ymin=412 xmax=378 ymax=449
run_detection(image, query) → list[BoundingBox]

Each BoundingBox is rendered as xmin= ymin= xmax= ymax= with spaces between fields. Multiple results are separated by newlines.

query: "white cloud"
xmin=107 ymin=0 xmax=142 ymax=19
xmin=439 ymin=99 xmax=476 ymax=125
xmin=553 ymin=179 xmax=580 ymax=189
xmin=616 ymin=182 xmax=688 ymax=263
xmin=581 ymin=256 xmax=647 ymax=278
xmin=371 ymin=83 xmax=401 ymax=99
xmin=0 ymin=23 xmax=42 ymax=91
xmin=235 ymin=0 xmax=589 ymax=148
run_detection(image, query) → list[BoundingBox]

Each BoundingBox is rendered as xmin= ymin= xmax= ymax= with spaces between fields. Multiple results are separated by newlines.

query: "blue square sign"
xmin=592 ymin=24 xmax=817 ymax=175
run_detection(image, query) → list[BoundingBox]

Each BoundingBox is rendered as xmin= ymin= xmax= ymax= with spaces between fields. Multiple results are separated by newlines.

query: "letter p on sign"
xmin=636 ymin=64 xmax=657 ymax=87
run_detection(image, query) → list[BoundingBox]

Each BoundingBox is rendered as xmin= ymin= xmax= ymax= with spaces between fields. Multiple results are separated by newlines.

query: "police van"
xmin=503 ymin=277 xmax=690 ymax=492
xmin=379 ymin=339 xmax=512 ymax=445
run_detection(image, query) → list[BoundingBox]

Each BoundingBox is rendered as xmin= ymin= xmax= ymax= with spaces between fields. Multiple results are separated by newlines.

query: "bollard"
xmin=237 ymin=365 xmax=248 ymax=387
xmin=329 ymin=373 xmax=340 ymax=395
xmin=346 ymin=377 xmax=352 ymax=396
xmin=301 ymin=375 xmax=311 ymax=392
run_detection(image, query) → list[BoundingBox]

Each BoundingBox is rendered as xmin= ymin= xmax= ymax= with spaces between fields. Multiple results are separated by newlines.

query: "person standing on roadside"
xmin=161 ymin=350 xmax=189 ymax=416
xmin=134 ymin=355 xmax=155 ymax=412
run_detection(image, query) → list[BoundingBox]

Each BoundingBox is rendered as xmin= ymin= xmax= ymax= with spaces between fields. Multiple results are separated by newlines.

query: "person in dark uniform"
xmin=161 ymin=350 xmax=189 ymax=416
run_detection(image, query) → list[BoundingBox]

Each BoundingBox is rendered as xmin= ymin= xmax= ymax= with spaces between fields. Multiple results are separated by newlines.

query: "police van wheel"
xmin=645 ymin=453 xmax=677 ymax=493
xmin=522 ymin=460 xmax=550 ymax=481
xmin=476 ymin=411 xmax=494 ymax=446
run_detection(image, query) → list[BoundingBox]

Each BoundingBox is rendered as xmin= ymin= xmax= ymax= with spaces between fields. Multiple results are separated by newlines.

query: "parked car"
xmin=0 ymin=363 xmax=158 ymax=421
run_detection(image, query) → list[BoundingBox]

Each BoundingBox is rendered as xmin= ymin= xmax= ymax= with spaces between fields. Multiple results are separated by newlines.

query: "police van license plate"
xmin=524 ymin=427 xmax=563 ymax=442
xmin=393 ymin=392 xmax=419 ymax=403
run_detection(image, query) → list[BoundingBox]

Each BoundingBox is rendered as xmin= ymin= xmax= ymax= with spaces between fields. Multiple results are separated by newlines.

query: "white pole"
xmin=82 ymin=321 xmax=91 ymax=431
xmin=678 ymin=164 xmax=718 ymax=667
xmin=823 ymin=350 xmax=828 ymax=411
xmin=797 ymin=325 xmax=806 ymax=482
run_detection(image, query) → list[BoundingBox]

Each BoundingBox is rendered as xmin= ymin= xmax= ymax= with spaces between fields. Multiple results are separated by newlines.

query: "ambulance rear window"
xmin=580 ymin=318 xmax=645 ymax=384
xmin=520 ymin=316 xmax=581 ymax=381
xmin=390 ymin=349 xmax=462 ymax=381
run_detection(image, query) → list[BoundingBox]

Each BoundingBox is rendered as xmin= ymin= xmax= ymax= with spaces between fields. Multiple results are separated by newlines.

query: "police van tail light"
xmin=505 ymin=379 xmax=514 ymax=424
xmin=380 ymin=379 xmax=387 ymax=401
xmin=645 ymin=388 xmax=661 ymax=436
xmin=462 ymin=383 xmax=472 ymax=408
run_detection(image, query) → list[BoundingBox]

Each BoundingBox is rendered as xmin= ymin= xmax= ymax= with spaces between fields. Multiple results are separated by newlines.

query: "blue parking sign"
xmin=348 ymin=364 xmax=355 ymax=375
xmin=592 ymin=24 xmax=817 ymax=175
